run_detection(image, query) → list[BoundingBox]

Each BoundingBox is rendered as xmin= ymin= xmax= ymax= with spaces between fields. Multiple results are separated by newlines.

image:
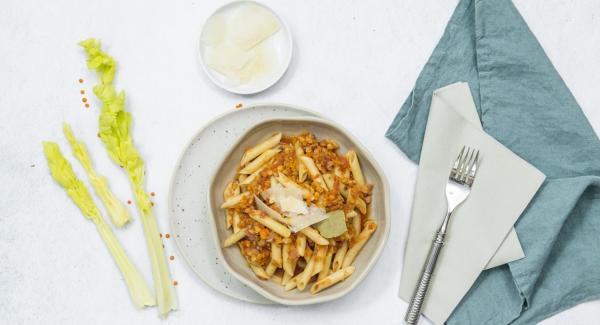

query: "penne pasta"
xmin=239 ymin=148 xmax=280 ymax=174
xmin=346 ymin=150 xmax=365 ymax=185
xmin=311 ymin=245 xmax=329 ymax=276
xmin=310 ymin=266 xmax=355 ymax=294
xmin=226 ymin=211 xmax=233 ymax=229
xmin=282 ymin=243 xmax=294 ymax=275
xmin=355 ymin=197 xmax=367 ymax=215
xmin=296 ymin=255 xmax=315 ymax=291
xmin=220 ymin=192 xmax=251 ymax=209
xmin=342 ymin=220 xmax=377 ymax=268
xmin=238 ymin=174 xmax=248 ymax=183
xmin=299 ymin=156 xmax=328 ymax=189
xmin=301 ymin=226 xmax=329 ymax=246
xmin=297 ymin=257 xmax=307 ymax=269
xmin=240 ymin=166 xmax=265 ymax=186
xmin=250 ymin=264 xmax=270 ymax=280
xmin=318 ymin=245 xmax=335 ymax=281
xmin=296 ymin=232 xmax=307 ymax=257
xmin=223 ymin=229 xmax=247 ymax=247
xmin=254 ymin=196 xmax=290 ymax=224
xmin=276 ymin=173 xmax=311 ymax=199
xmin=232 ymin=212 xmax=241 ymax=233
xmin=332 ymin=241 xmax=348 ymax=272
xmin=241 ymin=132 xmax=282 ymax=167
xmin=265 ymin=262 xmax=277 ymax=278
xmin=282 ymin=268 xmax=294 ymax=286
xmin=284 ymin=276 xmax=298 ymax=291
xmin=271 ymin=243 xmax=282 ymax=268
xmin=223 ymin=181 xmax=241 ymax=200
xmin=248 ymin=210 xmax=291 ymax=238
xmin=352 ymin=211 xmax=361 ymax=235
xmin=270 ymin=272 xmax=283 ymax=285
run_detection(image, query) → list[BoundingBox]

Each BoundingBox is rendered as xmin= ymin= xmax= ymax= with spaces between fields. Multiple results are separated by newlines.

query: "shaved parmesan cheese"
xmin=262 ymin=182 xmax=327 ymax=232
xmin=229 ymin=3 xmax=281 ymax=50
xmin=204 ymin=44 xmax=252 ymax=80
xmin=201 ymin=14 xmax=227 ymax=47
xmin=279 ymin=196 xmax=308 ymax=215
xmin=287 ymin=206 xmax=328 ymax=233
xmin=201 ymin=3 xmax=281 ymax=86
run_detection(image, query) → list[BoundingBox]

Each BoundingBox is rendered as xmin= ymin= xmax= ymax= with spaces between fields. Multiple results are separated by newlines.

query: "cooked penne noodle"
xmin=238 ymin=174 xmax=248 ymax=183
xmin=239 ymin=148 xmax=280 ymax=174
xmin=265 ymin=261 xmax=277 ymax=278
xmin=241 ymin=132 xmax=282 ymax=167
xmin=284 ymin=276 xmax=298 ymax=291
xmin=318 ymin=245 xmax=335 ymax=281
xmin=294 ymin=142 xmax=308 ymax=182
xmin=282 ymin=268 xmax=294 ymax=286
xmin=310 ymin=266 xmax=355 ymax=294
xmin=311 ymin=245 xmax=329 ymax=276
xmin=332 ymin=241 xmax=348 ymax=272
xmin=276 ymin=173 xmax=311 ymax=199
xmin=352 ymin=211 xmax=361 ymax=235
xmin=226 ymin=210 xmax=233 ymax=229
xmin=240 ymin=166 xmax=265 ymax=186
xmin=271 ymin=243 xmax=282 ymax=268
xmin=220 ymin=192 xmax=251 ymax=209
xmin=248 ymin=210 xmax=291 ymax=238
xmin=346 ymin=150 xmax=365 ymax=185
xmin=270 ymin=273 xmax=283 ymax=285
xmin=282 ymin=243 xmax=294 ymax=275
xmin=297 ymin=257 xmax=307 ymax=269
xmin=250 ymin=264 xmax=270 ymax=280
xmin=299 ymin=156 xmax=328 ymax=189
xmin=223 ymin=181 xmax=240 ymax=200
xmin=296 ymin=255 xmax=315 ymax=291
xmin=342 ymin=220 xmax=377 ymax=268
xmin=322 ymin=173 xmax=335 ymax=190
xmin=296 ymin=232 xmax=307 ymax=257
xmin=254 ymin=196 xmax=290 ymax=224
xmin=223 ymin=229 xmax=247 ymax=247
xmin=232 ymin=212 xmax=241 ymax=233
xmin=301 ymin=227 xmax=329 ymax=246
xmin=355 ymin=197 xmax=367 ymax=214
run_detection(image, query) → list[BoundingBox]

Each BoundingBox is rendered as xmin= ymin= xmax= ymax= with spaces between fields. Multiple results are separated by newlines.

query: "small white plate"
xmin=198 ymin=1 xmax=293 ymax=95
xmin=169 ymin=103 xmax=319 ymax=304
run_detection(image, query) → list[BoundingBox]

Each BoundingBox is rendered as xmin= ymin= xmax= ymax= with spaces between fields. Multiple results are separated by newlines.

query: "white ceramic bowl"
xmin=207 ymin=117 xmax=390 ymax=305
xmin=198 ymin=1 xmax=293 ymax=95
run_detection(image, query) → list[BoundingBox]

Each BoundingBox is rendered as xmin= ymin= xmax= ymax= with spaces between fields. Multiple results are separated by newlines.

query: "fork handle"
xmin=405 ymin=231 xmax=445 ymax=325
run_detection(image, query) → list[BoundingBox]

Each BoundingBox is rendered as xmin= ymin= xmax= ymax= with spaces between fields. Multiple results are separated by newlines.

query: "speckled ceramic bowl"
xmin=207 ymin=117 xmax=390 ymax=305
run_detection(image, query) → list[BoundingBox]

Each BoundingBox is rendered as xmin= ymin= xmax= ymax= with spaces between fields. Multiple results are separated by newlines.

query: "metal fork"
xmin=405 ymin=146 xmax=480 ymax=325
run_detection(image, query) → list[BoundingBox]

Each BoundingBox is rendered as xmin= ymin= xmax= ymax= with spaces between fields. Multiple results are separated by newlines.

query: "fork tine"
xmin=457 ymin=147 xmax=471 ymax=182
xmin=463 ymin=149 xmax=477 ymax=183
xmin=467 ymin=150 xmax=479 ymax=185
xmin=451 ymin=146 xmax=465 ymax=179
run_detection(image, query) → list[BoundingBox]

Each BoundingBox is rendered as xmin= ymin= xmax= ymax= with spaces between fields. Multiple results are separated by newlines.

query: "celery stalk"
xmin=79 ymin=38 xmax=177 ymax=315
xmin=42 ymin=141 xmax=156 ymax=308
xmin=63 ymin=122 xmax=132 ymax=227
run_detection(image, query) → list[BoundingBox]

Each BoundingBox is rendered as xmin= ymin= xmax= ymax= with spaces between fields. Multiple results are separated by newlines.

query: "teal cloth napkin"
xmin=386 ymin=0 xmax=600 ymax=324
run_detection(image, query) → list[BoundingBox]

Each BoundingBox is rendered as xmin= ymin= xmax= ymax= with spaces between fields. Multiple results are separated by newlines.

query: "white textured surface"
xmin=0 ymin=0 xmax=598 ymax=324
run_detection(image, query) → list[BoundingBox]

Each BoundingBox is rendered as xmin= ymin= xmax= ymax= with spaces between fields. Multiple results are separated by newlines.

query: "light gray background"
xmin=1 ymin=0 xmax=598 ymax=324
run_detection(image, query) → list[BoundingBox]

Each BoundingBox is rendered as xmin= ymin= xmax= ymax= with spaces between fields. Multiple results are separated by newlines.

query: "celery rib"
xmin=79 ymin=38 xmax=177 ymax=315
xmin=43 ymin=142 xmax=155 ymax=308
xmin=63 ymin=122 xmax=132 ymax=227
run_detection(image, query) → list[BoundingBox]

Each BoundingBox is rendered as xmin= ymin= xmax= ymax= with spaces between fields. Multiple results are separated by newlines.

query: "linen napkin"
xmin=387 ymin=0 xmax=600 ymax=324
xmin=397 ymin=81 xmax=545 ymax=325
